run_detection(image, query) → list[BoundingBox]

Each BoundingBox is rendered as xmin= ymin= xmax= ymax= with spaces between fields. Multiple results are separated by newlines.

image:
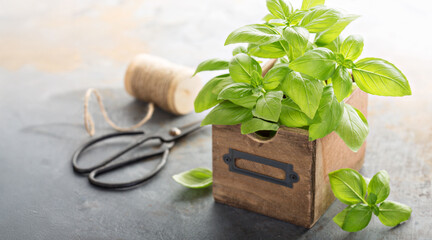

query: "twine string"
xmin=84 ymin=88 xmax=154 ymax=136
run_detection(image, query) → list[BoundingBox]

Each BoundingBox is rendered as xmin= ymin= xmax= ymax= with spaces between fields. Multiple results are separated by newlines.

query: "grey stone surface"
xmin=0 ymin=0 xmax=431 ymax=239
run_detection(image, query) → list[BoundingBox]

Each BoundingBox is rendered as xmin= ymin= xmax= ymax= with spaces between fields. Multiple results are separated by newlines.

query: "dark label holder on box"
xmin=223 ymin=148 xmax=299 ymax=188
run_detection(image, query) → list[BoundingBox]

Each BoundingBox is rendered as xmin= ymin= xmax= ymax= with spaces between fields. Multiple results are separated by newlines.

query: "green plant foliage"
xmin=335 ymin=103 xmax=369 ymax=152
xmin=308 ymin=85 xmax=343 ymax=140
xmin=329 ymin=169 xmax=412 ymax=232
xmin=194 ymin=74 xmax=234 ymax=112
xmin=241 ymin=117 xmax=279 ymax=134
xmin=172 ymin=168 xmax=213 ymax=188
xmin=193 ymin=0 xmax=411 ymax=151
xmin=281 ymin=71 xmax=323 ymax=118
xmin=194 ymin=58 xmax=229 ymax=76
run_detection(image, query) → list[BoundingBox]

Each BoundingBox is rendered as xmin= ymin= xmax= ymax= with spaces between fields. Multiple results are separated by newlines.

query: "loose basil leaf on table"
xmin=194 ymin=74 xmax=234 ymax=113
xmin=352 ymin=58 xmax=411 ymax=96
xmin=253 ymin=91 xmax=283 ymax=122
xmin=172 ymin=168 xmax=213 ymax=189
xmin=229 ymin=53 xmax=262 ymax=84
xmin=336 ymin=203 xmax=373 ymax=232
xmin=301 ymin=0 xmax=325 ymax=10
xmin=299 ymin=7 xmax=340 ymax=33
xmin=315 ymin=14 xmax=360 ymax=46
xmin=279 ymin=98 xmax=311 ymax=127
xmin=241 ymin=118 xmax=279 ymax=134
xmin=266 ymin=0 xmax=292 ymax=20
xmin=340 ymin=34 xmax=364 ymax=61
xmin=328 ymin=168 xmax=367 ymax=205
xmin=332 ymin=65 xmax=353 ymax=102
xmin=201 ymin=101 xmax=253 ymax=126
xmin=329 ymin=168 xmax=412 ymax=232
xmin=218 ymin=83 xmax=261 ymax=109
xmin=280 ymin=71 xmax=323 ymax=119
xmin=308 ymin=85 xmax=343 ymax=140
xmin=378 ymin=201 xmax=412 ymax=227
xmin=289 ymin=47 xmax=337 ymax=80
xmin=225 ymin=24 xmax=280 ymax=46
xmin=335 ymin=103 xmax=368 ymax=152
xmin=367 ymin=170 xmax=390 ymax=204
xmin=193 ymin=58 xmax=229 ymax=76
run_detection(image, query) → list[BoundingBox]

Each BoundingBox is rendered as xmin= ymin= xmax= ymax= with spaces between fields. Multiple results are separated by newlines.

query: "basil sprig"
xmin=172 ymin=168 xmax=213 ymax=189
xmin=329 ymin=169 xmax=412 ymax=232
xmin=193 ymin=0 xmax=411 ymax=151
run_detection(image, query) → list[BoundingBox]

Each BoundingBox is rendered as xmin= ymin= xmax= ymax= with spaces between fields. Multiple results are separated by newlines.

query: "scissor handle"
xmin=88 ymin=142 xmax=174 ymax=189
xmin=72 ymin=131 xmax=147 ymax=174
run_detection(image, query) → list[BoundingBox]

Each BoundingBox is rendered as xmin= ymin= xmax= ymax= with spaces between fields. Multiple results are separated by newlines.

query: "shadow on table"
xmin=172 ymin=186 xmax=213 ymax=202
xmin=206 ymin=203 xmax=309 ymax=239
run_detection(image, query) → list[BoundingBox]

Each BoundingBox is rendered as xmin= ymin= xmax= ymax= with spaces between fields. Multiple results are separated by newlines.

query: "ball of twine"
xmin=84 ymin=54 xmax=202 ymax=136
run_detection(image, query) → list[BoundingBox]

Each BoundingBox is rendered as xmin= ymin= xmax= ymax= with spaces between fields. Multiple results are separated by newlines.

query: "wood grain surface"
xmin=0 ymin=0 xmax=431 ymax=239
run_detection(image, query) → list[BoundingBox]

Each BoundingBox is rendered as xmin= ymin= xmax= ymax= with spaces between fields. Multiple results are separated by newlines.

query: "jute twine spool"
xmin=84 ymin=54 xmax=202 ymax=136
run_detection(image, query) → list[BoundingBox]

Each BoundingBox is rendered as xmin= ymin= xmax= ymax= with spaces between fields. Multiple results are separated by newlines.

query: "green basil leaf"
xmin=333 ymin=206 xmax=350 ymax=229
xmin=266 ymin=0 xmax=292 ymax=19
xmin=248 ymin=40 xmax=288 ymax=58
xmin=232 ymin=46 xmax=248 ymax=56
xmin=309 ymin=85 xmax=343 ymax=140
xmin=378 ymin=201 xmax=412 ymax=227
xmin=289 ymin=10 xmax=308 ymax=25
xmin=352 ymin=58 xmax=411 ymax=96
xmin=201 ymin=101 xmax=253 ymax=126
xmin=315 ymin=14 xmax=359 ymax=46
xmin=341 ymin=34 xmax=364 ymax=61
xmin=253 ymin=91 xmax=283 ymax=122
xmin=372 ymin=205 xmax=380 ymax=216
xmin=194 ymin=74 xmax=234 ymax=113
xmin=279 ymin=98 xmax=311 ymax=127
xmin=281 ymin=71 xmax=323 ymax=119
xmin=289 ymin=48 xmax=337 ymax=80
xmin=194 ymin=58 xmax=229 ymax=76
xmin=218 ymin=83 xmax=261 ymax=109
xmin=332 ymin=66 xmax=352 ymax=102
xmin=241 ymin=118 xmax=279 ymax=134
xmin=340 ymin=203 xmax=373 ymax=232
xmin=299 ymin=7 xmax=340 ymax=33
xmin=366 ymin=193 xmax=377 ymax=205
xmin=335 ymin=103 xmax=368 ymax=152
xmin=263 ymin=13 xmax=278 ymax=22
xmin=283 ymin=26 xmax=310 ymax=60
xmin=172 ymin=168 xmax=213 ymax=189
xmin=225 ymin=24 xmax=280 ymax=46
xmin=263 ymin=63 xmax=291 ymax=90
xmin=368 ymin=170 xmax=390 ymax=204
xmin=301 ymin=0 xmax=325 ymax=10
xmin=251 ymin=71 xmax=263 ymax=88
xmin=322 ymin=36 xmax=342 ymax=53
xmin=229 ymin=53 xmax=262 ymax=84
xmin=329 ymin=168 xmax=367 ymax=205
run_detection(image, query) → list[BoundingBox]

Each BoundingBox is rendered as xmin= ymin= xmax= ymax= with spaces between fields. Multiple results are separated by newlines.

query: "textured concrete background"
xmin=0 ymin=0 xmax=431 ymax=239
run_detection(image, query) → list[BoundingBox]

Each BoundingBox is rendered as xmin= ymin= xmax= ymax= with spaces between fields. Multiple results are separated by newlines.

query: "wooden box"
xmin=212 ymin=88 xmax=368 ymax=228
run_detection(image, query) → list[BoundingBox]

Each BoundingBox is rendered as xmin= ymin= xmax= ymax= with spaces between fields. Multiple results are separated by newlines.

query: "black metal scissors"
xmin=72 ymin=120 xmax=202 ymax=189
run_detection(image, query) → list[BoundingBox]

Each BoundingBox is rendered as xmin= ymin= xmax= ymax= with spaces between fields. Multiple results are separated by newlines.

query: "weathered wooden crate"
xmin=212 ymin=88 xmax=368 ymax=228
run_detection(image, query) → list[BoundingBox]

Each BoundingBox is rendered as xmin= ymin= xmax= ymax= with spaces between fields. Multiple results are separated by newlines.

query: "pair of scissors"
xmin=72 ymin=120 xmax=202 ymax=189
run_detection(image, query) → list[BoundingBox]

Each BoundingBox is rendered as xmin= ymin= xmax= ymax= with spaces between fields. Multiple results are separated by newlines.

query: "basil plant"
xmin=193 ymin=0 xmax=411 ymax=151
